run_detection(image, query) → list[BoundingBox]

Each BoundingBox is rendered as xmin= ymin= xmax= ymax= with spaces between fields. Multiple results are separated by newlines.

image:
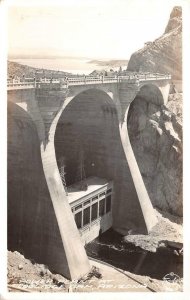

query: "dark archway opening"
xmin=127 ymin=84 xmax=165 ymax=197
xmin=127 ymin=84 xmax=181 ymax=216
xmin=55 ymin=88 xmax=154 ymax=232
xmin=55 ymin=89 xmax=120 ymax=186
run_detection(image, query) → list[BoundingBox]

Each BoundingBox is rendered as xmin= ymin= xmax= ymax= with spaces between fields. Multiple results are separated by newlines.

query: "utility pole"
xmin=58 ymin=157 xmax=68 ymax=195
xmin=76 ymin=144 xmax=88 ymax=191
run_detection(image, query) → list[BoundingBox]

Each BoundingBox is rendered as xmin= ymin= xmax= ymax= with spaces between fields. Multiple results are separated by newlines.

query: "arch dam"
xmin=7 ymin=74 xmax=171 ymax=280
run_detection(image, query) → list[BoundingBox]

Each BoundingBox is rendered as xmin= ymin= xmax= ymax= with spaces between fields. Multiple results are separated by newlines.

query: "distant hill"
xmin=88 ymin=59 xmax=128 ymax=68
xmin=127 ymin=7 xmax=182 ymax=79
xmin=7 ymin=60 xmax=72 ymax=79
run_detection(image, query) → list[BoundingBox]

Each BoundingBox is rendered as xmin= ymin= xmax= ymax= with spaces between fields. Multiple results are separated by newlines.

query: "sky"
xmin=7 ymin=0 xmax=183 ymax=60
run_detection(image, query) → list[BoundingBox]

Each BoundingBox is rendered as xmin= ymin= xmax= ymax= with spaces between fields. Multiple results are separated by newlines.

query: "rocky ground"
xmin=124 ymin=209 xmax=183 ymax=252
xmin=7 ymin=244 xmax=182 ymax=293
xmin=7 ymin=207 xmax=183 ymax=293
xmin=167 ymin=92 xmax=182 ymax=124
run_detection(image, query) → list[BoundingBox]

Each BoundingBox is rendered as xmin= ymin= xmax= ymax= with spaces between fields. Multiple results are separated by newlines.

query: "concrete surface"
xmin=7 ymin=79 xmax=170 ymax=279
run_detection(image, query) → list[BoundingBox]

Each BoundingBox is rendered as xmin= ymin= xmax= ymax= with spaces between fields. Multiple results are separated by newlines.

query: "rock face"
xmin=128 ymin=93 xmax=182 ymax=216
xmin=126 ymin=6 xmax=182 ymax=217
xmin=127 ymin=6 xmax=182 ymax=80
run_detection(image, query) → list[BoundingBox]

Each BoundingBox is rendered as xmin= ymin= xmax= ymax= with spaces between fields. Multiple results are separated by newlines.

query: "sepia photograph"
xmin=0 ymin=0 xmax=188 ymax=298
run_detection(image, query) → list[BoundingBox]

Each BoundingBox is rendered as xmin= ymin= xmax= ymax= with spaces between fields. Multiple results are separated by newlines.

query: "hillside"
xmin=127 ymin=6 xmax=182 ymax=79
xmin=7 ymin=60 xmax=71 ymax=79
xmin=126 ymin=7 xmax=182 ymax=217
xmin=88 ymin=59 xmax=128 ymax=68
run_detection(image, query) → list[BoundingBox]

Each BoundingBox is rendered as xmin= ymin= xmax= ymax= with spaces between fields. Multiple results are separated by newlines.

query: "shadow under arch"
xmin=126 ymin=83 xmax=166 ymax=209
xmin=8 ymin=102 xmax=42 ymax=254
xmin=127 ymin=83 xmax=165 ymax=132
xmin=7 ymin=102 xmax=71 ymax=273
xmin=136 ymin=83 xmax=165 ymax=105
xmin=54 ymin=87 xmax=155 ymax=234
xmin=55 ymin=88 xmax=119 ymax=186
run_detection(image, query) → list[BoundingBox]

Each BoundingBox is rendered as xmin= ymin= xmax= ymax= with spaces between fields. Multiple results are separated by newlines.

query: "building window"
xmin=99 ymin=198 xmax=105 ymax=217
xmin=83 ymin=207 xmax=90 ymax=226
xmin=75 ymin=204 xmax=82 ymax=211
xmin=99 ymin=192 xmax=106 ymax=197
xmin=84 ymin=200 xmax=91 ymax=206
xmin=92 ymin=195 xmax=98 ymax=202
xmin=75 ymin=211 xmax=82 ymax=229
xmin=106 ymin=195 xmax=112 ymax=213
xmin=91 ymin=202 xmax=98 ymax=221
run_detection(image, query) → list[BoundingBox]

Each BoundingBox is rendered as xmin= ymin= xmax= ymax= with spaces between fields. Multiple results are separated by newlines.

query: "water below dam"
xmin=85 ymin=229 xmax=183 ymax=281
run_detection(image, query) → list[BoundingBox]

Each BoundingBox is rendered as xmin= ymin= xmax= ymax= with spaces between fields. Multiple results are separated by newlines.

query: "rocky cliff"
xmin=126 ymin=6 xmax=182 ymax=217
xmin=128 ymin=93 xmax=182 ymax=216
xmin=127 ymin=6 xmax=182 ymax=80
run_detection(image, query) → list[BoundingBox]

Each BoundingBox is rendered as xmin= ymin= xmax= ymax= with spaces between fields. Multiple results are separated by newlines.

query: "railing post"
xmin=34 ymin=77 xmax=36 ymax=88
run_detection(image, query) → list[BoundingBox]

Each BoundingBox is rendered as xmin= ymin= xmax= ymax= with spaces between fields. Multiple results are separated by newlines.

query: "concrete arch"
xmin=55 ymin=87 xmax=158 ymax=235
xmin=8 ymin=102 xmax=84 ymax=277
xmin=137 ymin=83 xmax=165 ymax=105
xmin=8 ymin=102 xmax=45 ymax=257
xmin=55 ymin=88 xmax=120 ymax=186
xmin=8 ymin=93 xmax=91 ymax=280
xmin=138 ymin=81 xmax=170 ymax=105
xmin=126 ymin=83 xmax=166 ymax=131
xmin=115 ymin=83 xmax=161 ymax=234
xmin=7 ymin=79 xmax=169 ymax=278
xmin=126 ymin=83 xmax=169 ymax=215
xmin=64 ymin=87 xmax=122 ymax=117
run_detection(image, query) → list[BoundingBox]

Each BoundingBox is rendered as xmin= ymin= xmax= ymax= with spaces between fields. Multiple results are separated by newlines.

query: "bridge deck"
xmin=7 ymin=73 xmax=171 ymax=90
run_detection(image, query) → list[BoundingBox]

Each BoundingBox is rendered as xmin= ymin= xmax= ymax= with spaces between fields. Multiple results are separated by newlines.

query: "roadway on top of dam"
xmin=7 ymin=73 xmax=171 ymax=90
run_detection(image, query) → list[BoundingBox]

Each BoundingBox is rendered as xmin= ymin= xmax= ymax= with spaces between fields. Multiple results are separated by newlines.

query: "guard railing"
xmin=7 ymin=73 xmax=171 ymax=90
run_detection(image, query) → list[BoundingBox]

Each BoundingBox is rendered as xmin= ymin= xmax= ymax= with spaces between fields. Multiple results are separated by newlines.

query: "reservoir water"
xmin=10 ymin=58 xmax=123 ymax=75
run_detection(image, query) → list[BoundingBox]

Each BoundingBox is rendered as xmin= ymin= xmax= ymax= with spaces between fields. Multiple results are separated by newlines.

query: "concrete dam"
xmin=7 ymin=74 xmax=171 ymax=280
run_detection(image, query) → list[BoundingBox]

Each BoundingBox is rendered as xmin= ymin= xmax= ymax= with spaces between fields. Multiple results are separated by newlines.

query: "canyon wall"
xmin=127 ymin=6 xmax=182 ymax=216
xmin=127 ymin=7 xmax=182 ymax=80
xmin=127 ymin=93 xmax=182 ymax=216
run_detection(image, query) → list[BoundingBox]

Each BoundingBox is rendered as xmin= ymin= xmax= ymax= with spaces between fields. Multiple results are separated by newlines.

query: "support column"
xmin=33 ymin=87 xmax=90 ymax=280
xmin=119 ymin=116 xmax=158 ymax=233
xmin=113 ymin=82 xmax=158 ymax=234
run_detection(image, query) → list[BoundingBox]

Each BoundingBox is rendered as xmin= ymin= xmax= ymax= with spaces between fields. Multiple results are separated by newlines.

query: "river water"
xmin=85 ymin=229 xmax=183 ymax=281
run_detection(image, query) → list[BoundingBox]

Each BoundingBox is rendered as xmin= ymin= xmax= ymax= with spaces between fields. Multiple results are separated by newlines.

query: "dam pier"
xmin=8 ymin=73 xmax=171 ymax=280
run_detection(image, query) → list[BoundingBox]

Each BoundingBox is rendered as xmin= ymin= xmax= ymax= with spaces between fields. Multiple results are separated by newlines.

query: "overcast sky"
xmin=8 ymin=0 xmax=183 ymax=60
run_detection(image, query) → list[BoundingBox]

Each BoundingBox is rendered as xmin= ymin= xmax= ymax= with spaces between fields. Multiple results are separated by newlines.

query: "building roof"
xmin=67 ymin=176 xmax=111 ymax=204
